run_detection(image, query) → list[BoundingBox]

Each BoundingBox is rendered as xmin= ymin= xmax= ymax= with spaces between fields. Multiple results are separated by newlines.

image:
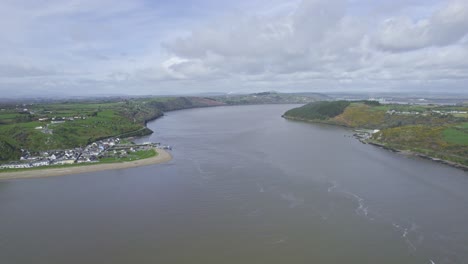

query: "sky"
xmin=0 ymin=0 xmax=467 ymax=97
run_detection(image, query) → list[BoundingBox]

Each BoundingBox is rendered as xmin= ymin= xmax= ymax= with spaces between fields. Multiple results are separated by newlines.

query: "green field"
xmin=0 ymin=104 xmax=145 ymax=156
xmin=99 ymin=149 xmax=157 ymax=163
xmin=443 ymin=127 xmax=468 ymax=145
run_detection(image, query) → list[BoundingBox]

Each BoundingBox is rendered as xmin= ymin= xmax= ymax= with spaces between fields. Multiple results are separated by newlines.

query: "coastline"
xmin=282 ymin=114 xmax=350 ymax=128
xmin=0 ymin=148 xmax=172 ymax=180
xmin=283 ymin=115 xmax=468 ymax=172
xmin=366 ymin=141 xmax=468 ymax=172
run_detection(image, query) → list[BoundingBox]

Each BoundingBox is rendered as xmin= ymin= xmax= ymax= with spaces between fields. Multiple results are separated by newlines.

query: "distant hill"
xmin=215 ymin=92 xmax=328 ymax=105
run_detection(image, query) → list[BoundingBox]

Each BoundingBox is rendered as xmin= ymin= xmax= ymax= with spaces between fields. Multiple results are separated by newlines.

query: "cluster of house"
xmin=386 ymin=110 xmax=423 ymax=115
xmin=0 ymin=138 xmax=160 ymax=170
xmin=386 ymin=109 xmax=467 ymax=116
xmin=353 ymin=129 xmax=380 ymax=141
xmin=38 ymin=116 xmax=87 ymax=123
xmin=0 ymin=149 xmax=83 ymax=170
xmin=432 ymin=110 xmax=467 ymax=115
xmin=34 ymin=116 xmax=88 ymax=132
xmin=368 ymin=97 xmax=386 ymax=103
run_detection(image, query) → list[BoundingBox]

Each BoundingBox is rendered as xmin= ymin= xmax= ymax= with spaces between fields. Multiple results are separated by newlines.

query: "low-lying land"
xmin=283 ymin=101 xmax=468 ymax=167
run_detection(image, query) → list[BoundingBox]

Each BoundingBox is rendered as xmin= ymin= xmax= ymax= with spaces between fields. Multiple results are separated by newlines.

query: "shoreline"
xmin=282 ymin=115 xmax=350 ymax=128
xmin=283 ymin=115 xmax=468 ymax=172
xmin=366 ymin=141 xmax=468 ymax=172
xmin=0 ymin=148 xmax=172 ymax=180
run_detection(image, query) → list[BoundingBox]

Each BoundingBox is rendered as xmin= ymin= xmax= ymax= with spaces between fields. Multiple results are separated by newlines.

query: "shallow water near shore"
xmin=1 ymin=104 xmax=468 ymax=264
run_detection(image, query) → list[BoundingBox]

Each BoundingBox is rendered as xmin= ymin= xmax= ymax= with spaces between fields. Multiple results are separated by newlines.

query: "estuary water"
xmin=1 ymin=104 xmax=468 ymax=264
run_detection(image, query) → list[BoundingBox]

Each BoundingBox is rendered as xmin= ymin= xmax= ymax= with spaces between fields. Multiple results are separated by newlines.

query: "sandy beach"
xmin=0 ymin=148 xmax=172 ymax=180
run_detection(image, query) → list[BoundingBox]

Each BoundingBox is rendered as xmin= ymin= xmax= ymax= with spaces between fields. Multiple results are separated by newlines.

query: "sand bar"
xmin=0 ymin=148 xmax=172 ymax=180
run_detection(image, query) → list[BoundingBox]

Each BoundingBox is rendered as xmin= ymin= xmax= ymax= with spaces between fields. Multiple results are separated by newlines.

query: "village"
xmin=0 ymin=137 xmax=171 ymax=170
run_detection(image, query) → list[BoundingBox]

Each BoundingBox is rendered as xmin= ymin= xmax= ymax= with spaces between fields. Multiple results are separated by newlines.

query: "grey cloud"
xmin=162 ymin=0 xmax=468 ymax=90
xmin=376 ymin=0 xmax=468 ymax=51
xmin=292 ymin=0 xmax=346 ymax=52
xmin=165 ymin=0 xmax=352 ymax=76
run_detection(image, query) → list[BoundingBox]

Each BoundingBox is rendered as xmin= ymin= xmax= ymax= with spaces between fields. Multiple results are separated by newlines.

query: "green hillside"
xmin=0 ymin=136 xmax=21 ymax=161
xmin=284 ymin=101 xmax=468 ymax=166
xmin=283 ymin=101 xmax=350 ymax=120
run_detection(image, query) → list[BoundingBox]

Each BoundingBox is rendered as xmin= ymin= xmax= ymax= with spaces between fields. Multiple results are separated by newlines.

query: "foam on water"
xmin=247 ymin=208 xmax=262 ymax=217
xmin=267 ymin=236 xmax=288 ymax=245
xmin=340 ymin=191 xmax=370 ymax=218
xmin=257 ymin=183 xmax=265 ymax=193
xmin=280 ymin=193 xmax=304 ymax=208
xmin=327 ymin=181 xmax=337 ymax=193
xmin=391 ymin=221 xmax=423 ymax=252
xmin=326 ymin=182 xmax=376 ymax=222
xmin=326 ymin=181 xmax=435 ymax=258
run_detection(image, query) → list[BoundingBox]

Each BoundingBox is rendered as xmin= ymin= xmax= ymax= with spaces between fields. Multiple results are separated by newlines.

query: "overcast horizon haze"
xmin=1 ymin=0 xmax=468 ymax=98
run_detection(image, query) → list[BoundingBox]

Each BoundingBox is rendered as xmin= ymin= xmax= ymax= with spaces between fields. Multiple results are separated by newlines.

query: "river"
xmin=1 ymin=104 xmax=467 ymax=264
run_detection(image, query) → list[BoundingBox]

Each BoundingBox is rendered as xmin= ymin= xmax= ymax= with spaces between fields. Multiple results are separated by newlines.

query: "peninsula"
xmin=283 ymin=100 xmax=468 ymax=168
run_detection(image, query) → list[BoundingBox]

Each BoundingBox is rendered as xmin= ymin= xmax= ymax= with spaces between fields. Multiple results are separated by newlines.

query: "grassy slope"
xmin=333 ymin=104 xmax=385 ymax=128
xmin=285 ymin=102 xmax=468 ymax=166
xmin=0 ymin=135 xmax=21 ymax=161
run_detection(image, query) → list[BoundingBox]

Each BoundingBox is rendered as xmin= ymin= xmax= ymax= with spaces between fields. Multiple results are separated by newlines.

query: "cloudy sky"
xmin=1 ymin=0 xmax=467 ymax=97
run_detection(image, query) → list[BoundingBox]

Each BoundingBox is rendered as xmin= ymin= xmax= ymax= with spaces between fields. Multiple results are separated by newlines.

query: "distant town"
xmin=386 ymin=109 xmax=467 ymax=116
